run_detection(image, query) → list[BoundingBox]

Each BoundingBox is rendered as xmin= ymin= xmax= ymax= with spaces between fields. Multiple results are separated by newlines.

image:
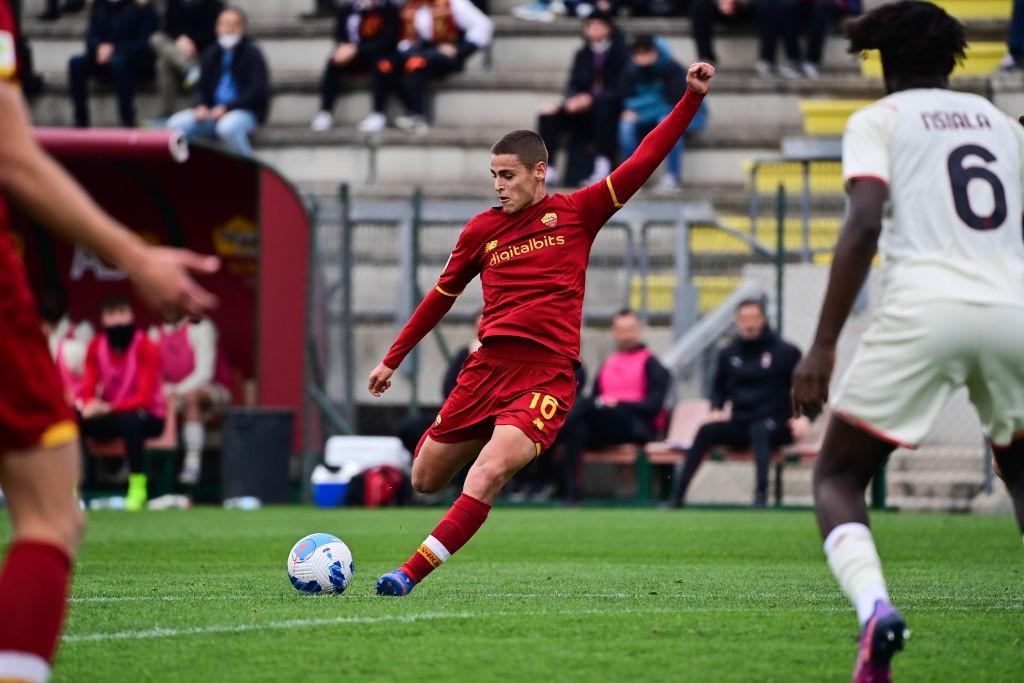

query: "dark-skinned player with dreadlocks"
xmin=792 ymin=3 xmax=1024 ymax=681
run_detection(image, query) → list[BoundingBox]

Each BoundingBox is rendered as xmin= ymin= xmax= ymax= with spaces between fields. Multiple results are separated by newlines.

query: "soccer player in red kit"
xmin=367 ymin=61 xmax=715 ymax=596
xmin=0 ymin=4 xmax=218 ymax=676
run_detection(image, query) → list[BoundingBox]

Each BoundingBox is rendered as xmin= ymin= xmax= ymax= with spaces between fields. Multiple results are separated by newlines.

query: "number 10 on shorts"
xmin=529 ymin=392 xmax=559 ymax=420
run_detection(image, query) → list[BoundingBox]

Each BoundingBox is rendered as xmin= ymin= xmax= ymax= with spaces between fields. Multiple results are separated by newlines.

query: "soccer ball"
xmin=287 ymin=533 xmax=355 ymax=595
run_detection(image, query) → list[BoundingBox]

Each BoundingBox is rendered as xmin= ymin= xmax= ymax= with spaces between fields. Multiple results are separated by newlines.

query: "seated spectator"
xmin=37 ymin=0 xmax=85 ymax=22
xmin=358 ymin=0 xmax=493 ymax=136
xmin=37 ymin=289 xmax=94 ymax=407
xmin=999 ymin=0 xmax=1024 ymax=72
xmin=560 ymin=309 xmax=670 ymax=503
xmin=618 ymin=35 xmax=707 ymax=191
xmin=667 ymin=297 xmax=809 ymax=508
xmin=149 ymin=0 xmax=224 ymax=119
xmin=79 ymin=296 xmax=166 ymax=512
xmin=310 ymin=0 xmax=400 ymax=132
xmin=68 ymin=0 xmax=158 ymax=128
xmin=536 ymin=11 xmax=627 ymax=187
xmin=150 ymin=318 xmax=232 ymax=485
xmin=166 ymin=6 xmax=268 ymax=157
xmin=755 ymin=0 xmax=836 ymax=79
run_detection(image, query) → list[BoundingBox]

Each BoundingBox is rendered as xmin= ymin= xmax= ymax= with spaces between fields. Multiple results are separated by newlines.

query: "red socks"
xmin=0 ymin=540 xmax=72 ymax=681
xmin=400 ymin=493 xmax=491 ymax=583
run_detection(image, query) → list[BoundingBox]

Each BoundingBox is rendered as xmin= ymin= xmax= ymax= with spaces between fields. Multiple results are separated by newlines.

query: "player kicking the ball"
xmin=0 ymin=3 xmax=218 ymax=678
xmin=792 ymin=2 xmax=1024 ymax=682
xmin=367 ymin=62 xmax=714 ymax=596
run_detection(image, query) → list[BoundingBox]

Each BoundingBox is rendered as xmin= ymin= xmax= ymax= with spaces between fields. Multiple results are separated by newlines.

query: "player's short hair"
xmin=845 ymin=0 xmax=966 ymax=79
xmin=630 ymin=34 xmax=657 ymax=55
xmin=491 ymin=130 xmax=548 ymax=168
xmin=100 ymin=294 xmax=132 ymax=315
xmin=736 ymin=297 xmax=766 ymax=315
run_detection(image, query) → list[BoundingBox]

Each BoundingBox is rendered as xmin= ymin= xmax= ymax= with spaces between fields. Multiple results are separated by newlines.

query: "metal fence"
xmin=303 ymin=174 xmax=997 ymax=511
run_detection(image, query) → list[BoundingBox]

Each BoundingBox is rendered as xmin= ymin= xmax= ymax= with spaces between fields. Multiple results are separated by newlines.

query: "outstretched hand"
xmin=791 ymin=342 xmax=836 ymax=419
xmin=368 ymin=363 xmax=395 ymax=397
xmin=686 ymin=62 xmax=715 ymax=95
xmin=124 ymin=246 xmax=220 ymax=321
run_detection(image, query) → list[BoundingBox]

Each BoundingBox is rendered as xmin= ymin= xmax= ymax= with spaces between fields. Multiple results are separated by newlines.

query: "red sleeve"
xmin=569 ymin=88 xmax=707 ymax=230
xmin=381 ymin=222 xmax=484 ymax=370
xmin=112 ymin=340 xmax=160 ymax=412
xmin=79 ymin=338 xmax=100 ymax=403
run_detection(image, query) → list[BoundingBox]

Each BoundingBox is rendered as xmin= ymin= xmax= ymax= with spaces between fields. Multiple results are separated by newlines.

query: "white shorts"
xmin=832 ymin=301 xmax=1024 ymax=448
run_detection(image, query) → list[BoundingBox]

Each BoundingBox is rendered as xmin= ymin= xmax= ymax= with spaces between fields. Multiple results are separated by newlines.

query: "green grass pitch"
xmin=4 ymin=507 xmax=1022 ymax=681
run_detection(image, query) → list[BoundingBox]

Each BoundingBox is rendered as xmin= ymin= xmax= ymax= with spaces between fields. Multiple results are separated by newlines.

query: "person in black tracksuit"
xmin=669 ymin=297 xmax=805 ymax=508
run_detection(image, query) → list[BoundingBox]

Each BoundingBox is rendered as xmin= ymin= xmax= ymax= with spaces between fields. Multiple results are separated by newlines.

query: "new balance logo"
xmin=484 ymin=240 xmax=498 ymax=253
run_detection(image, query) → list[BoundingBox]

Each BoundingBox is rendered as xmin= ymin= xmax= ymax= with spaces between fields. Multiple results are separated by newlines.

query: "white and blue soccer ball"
xmin=287 ymin=533 xmax=355 ymax=595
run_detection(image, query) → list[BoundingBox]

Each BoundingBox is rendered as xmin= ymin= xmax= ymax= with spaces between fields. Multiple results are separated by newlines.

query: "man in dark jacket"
xmin=67 ymin=0 xmax=158 ymax=127
xmin=536 ymin=11 xmax=628 ymax=187
xmin=668 ymin=297 xmax=809 ymax=508
xmin=560 ymin=309 xmax=670 ymax=502
xmin=149 ymin=0 xmax=223 ymax=117
xmin=310 ymin=0 xmax=399 ymax=132
xmin=165 ymin=6 xmax=268 ymax=156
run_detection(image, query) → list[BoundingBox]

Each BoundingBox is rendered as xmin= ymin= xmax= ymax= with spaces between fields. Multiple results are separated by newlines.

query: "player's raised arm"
xmin=368 ymin=225 xmax=483 ymax=397
xmin=0 ymin=82 xmax=219 ymax=320
xmin=571 ymin=62 xmax=714 ymax=227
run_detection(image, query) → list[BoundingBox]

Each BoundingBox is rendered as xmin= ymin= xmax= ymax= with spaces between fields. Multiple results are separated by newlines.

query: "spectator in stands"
xmin=68 ymin=0 xmax=159 ymax=128
xmin=536 ymin=11 xmax=628 ymax=188
xmin=37 ymin=289 xmax=94 ymax=407
xmin=310 ymin=0 xmax=400 ymax=132
xmin=667 ymin=297 xmax=809 ymax=508
xmin=150 ymin=318 xmax=232 ymax=485
xmin=149 ymin=0 xmax=224 ymax=119
xmin=79 ymin=296 xmax=166 ymax=512
xmin=166 ymin=6 xmax=268 ymax=156
xmin=358 ymin=0 xmax=493 ymax=136
xmin=618 ymin=35 xmax=706 ymax=191
xmin=559 ymin=309 xmax=670 ymax=503
xmin=1000 ymin=0 xmax=1024 ymax=72
xmin=37 ymin=0 xmax=84 ymax=22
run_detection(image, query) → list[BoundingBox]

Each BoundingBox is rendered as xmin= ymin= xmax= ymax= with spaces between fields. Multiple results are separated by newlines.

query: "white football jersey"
xmin=843 ymin=88 xmax=1024 ymax=308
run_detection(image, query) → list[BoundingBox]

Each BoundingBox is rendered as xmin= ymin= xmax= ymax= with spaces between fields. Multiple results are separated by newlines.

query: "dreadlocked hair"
xmin=845 ymin=0 xmax=966 ymax=79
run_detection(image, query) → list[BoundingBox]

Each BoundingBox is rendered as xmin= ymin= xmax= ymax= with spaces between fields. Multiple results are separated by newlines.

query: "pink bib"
xmin=598 ymin=347 xmax=651 ymax=404
xmin=97 ymin=331 xmax=166 ymax=417
xmin=158 ymin=324 xmax=196 ymax=383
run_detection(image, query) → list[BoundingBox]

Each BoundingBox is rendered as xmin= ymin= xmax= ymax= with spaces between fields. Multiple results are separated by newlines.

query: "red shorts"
xmin=427 ymin=337 xmax=577 ymax=455
xmin=0 ymin=237 xmax=76 ymax=455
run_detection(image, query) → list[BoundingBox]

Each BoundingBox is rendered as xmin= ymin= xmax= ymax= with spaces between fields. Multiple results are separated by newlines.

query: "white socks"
xmin=0 ymin=651 xmax=50 ymax=683
xmin=823 ymin=522 xmax=890 ymax=626
xmin=183 ymin=421 xmax=204 ymax=457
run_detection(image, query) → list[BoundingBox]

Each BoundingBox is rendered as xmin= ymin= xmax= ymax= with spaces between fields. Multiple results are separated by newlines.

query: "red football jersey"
xmin=382 ymin=88 xmax=706 ymax=370
xmin=435 ymin=184 xmax=616 ymax=361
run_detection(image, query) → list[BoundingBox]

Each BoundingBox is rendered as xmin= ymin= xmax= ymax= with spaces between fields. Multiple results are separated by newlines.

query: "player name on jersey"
xmin=920 ymin=110 xmax=993 ymax=131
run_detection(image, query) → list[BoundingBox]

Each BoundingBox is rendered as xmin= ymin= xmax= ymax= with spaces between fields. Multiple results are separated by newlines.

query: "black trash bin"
xmin=221 ymin=407 xmax=294 ymax=504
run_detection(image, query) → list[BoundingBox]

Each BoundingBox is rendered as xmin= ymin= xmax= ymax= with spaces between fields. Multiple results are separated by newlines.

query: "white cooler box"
xmin=313 ymin=436 xmax=412 ymax=507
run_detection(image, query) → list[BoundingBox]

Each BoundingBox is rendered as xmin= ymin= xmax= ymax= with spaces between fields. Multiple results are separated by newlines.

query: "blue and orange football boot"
xmin=852 ymin=600 xmax=909 ymax=683
xmin=375 ymin=569 xmax=416 ymax=597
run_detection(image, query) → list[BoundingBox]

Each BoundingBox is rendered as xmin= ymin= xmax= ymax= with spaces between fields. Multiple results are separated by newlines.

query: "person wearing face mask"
xmin=149 ymin=0 xmax=224 ymax=118
xmin=67 ymin=0 xmax=158 ymax=128
xmin=536 ymin=11 xmax=628 ymax=188
xmin=617 ymin=35 xmax=707 ymax=192
xmin=165 ymin=6 xmax=268 ymax=156
xmin=79 ymin=296 xmax=166 ymax=512
xmin=666 ymin=297 xmax=809 ymax=509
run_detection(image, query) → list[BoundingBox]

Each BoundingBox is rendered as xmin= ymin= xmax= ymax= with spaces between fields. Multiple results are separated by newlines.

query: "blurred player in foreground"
xmin=367 ymin=62 xmax=714 ymax=597
xmin=792 ymin=3 xmax=1024 ymax=681
xmin=0 ymin=5 xmax=219 ymax=676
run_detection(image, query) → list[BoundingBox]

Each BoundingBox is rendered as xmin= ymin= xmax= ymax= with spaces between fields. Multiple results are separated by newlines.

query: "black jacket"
xmin=711 ymin=329 xmax=802 ymax=424
xmin=332 ymin=0 xmax=399 ymax=60
xmin=593 ymin=346 xmax=670 ymax=441
xmin=194 ymin=37 xmax=269 ymax=123
xmin=85 ymin=0 xmax=158 ymax=62
xmin=565 ymin=36 xmax=630 ymax=99
xmin=163 ymin=0 xmax=223 ymax=54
